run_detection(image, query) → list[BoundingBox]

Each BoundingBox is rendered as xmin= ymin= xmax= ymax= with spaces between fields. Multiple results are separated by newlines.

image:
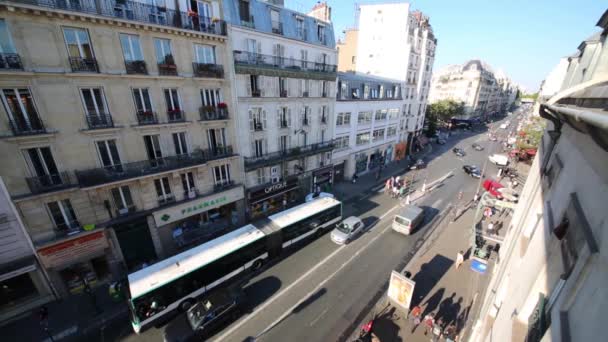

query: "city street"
xmin=94 ymin=119 xmax=512 ymax=342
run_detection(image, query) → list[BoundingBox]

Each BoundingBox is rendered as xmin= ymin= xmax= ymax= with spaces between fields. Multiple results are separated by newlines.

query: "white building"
xmin=222 ymin=0 xmax=337 ymax=219
xmin=469 ymin=10 xmax=608 ymax=342
xmin=333 ymin=72 xmax=406 ymax=180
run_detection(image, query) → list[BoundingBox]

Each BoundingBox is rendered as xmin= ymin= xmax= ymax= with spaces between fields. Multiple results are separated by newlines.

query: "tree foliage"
xmin=427 ymin=100 xmax=465 ymax=122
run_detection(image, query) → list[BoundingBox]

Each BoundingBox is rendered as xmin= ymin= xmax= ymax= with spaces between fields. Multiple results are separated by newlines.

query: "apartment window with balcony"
xmin=207 ymin=127 xmax=227 ymax=155
xmin=164 ymin=88 xmax=183 ymax=122
xmin=394 ymin=86 xmax=401 ymax=98
xmin=321 ymin=81 xmax=328 ymax=97
xmin=249 ymin=108 xmax=266 ymax=131
xmin=363 ymin=85 xmax=370 ymax=99
xmin=154 ymin=38 xmax=176 ymax=75
xmin=351 ymin=88 xmax=360 ymax=99
xmin=0 ymin=19 xmax=21 ymax=69
xmin=194 ymin=43 xmax=216 ymax=64
xmin=239 ymin=0 xmax=251 ymax=22
xmin=63 ymin=27 xmax=97 ymax=72
xmin=172 ymin=132 xmax=188 ymax=156
xmin=47 ymin=199 xmax=79 ymax=233
xmin=144 ymin=135 xmax=164 ymax=167
xmin=96 ymin=140 xmax=122 ymax=172
xmin=279 ymin=77 xmax=287 ymax=97
xmin=213 ymin=164 xmax=231 ymax=187
xmin=320 ymin=129 xmax=326 ymax=143
xmin=119 ymin=33 xmax=146 ymax=74
xmin=278 ymin=107 xmax=290 ymax=128
xmin=339 ymin=81 xmax=347 ymax=99
xmin=375 ymin=109 xmax=387 ymax=121
xmin=358 ymin=111 xmax=372 ymax=124
xmin=302 ymin=79 xmax=310 ymax=97
xmin=295 ymin=17 xmax=305 ymax=39
xmin=300 ymin=49 xmax=308 ymax=68
xmin=250 ymin=75 xmax=261 ymax=97
xmin=317 ymin=24 xmax=326 ymax=44
xmin=273 ymin=43 xmax=285 ymax=65
xmin=155 ymin=177 xmax=174 ymax=204
xmin=279 ymin=135 xmax=290 ymax=152
xmin=387 ymin=126 xmax=397 ymax=137
xmin=256 ymin=169 xmax=266 ymax=185
xmin=80 ymin=88 xmax=112 ymax=128
xmin=379 ymin=85 xmax=385 ymax=99
xmin=111 ymin=185 xmax=135 ymax=215
xmin=302 ymin=106 xmax=310 ymax=126
xmin=356 ymin=132 xmax=370 ymax=146
xmin=181 ymin=171 xmax=197 ymax=198
xmin=132 ymin=88 xmax=155 ymax=124
xmin=270 ymin=10 xmax=282 ymax=34
xmin=373 ymin=128 xmax=385 ymax=142
xmin=253 ymin=139 xmax=266 ymax=157
xmin=23 ymin=147 xmax=61 ymax=186
xmin=320 ymin=106 xmax=328 ymax=124
xmin=1 ymin=88 xmax=44 ymax=135
xmin=336 ymin=112 xmax=351 ymax=126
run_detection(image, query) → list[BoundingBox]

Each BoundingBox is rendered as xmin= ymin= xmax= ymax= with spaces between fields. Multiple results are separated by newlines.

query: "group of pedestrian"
xmin=385 ymin=176 xmax=407 ymax=199
xmin=408 ymin=307 xmax=459 ymax=341
xmin=486 ymin=220 xmax=503 ymax=234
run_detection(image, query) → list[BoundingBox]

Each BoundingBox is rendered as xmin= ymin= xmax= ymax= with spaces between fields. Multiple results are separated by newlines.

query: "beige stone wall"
xmin=337 ymin=29 xmax=358 ymax=72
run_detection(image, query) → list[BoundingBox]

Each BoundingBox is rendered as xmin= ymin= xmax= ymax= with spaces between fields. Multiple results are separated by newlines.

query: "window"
xmin=194 ymin=44 xmax=215 ymax=64
xmin=256 ymin=169 xmax=266 ymax=185
xmin=387 ymin=126 xmax=397 ymax=137
xmin=63 ymin=27 xmax=94 ymax=59
xmin=253 ymin=139 xmax=265 ymax=157
xmin=321 ymin=81 xmax=328 ymax=97
xmin=358 ymin=111 xmax=372 ymax=124
xmin=0 ymin=19 xmax=17 ymax=54
xmin=143 ymin=135 xmax=163 ymax=165
xmin=111 ymin=185 xmax=135 ymax=214
xmin=119 ymin=34 xmax=143 ymax=62
xmin=373 ymin=129 xmax=385 ymax=142
xmin=1 ymin=88 xmax=43 ymax=133
xmin=320 ymin=106 xmax=328 ymax=124
xmin=238 ymin=0 xmax=250 ymax=22
xmin=335 ymin=135 xmax=350 ymax=149
xmin=172 ymin=132 xmax=188 ymax=155
xmin=296 ymin=18 xmax=305 ymax=39
xmin=132 ymin=88 xmax=153 ymax=114
xmin=23 ymin=147 xmax=60 ymax=184
xmin=270 ymin=10 xmax=281 ymax=34
xmin=163 ymin=88 xmax=182 ymax=120
xmin=300 ymin=49 xmax=308 ymax=68
xmin=154 ymin=38 xmax=173 ymax=64
xmin=181 ymin=172 xmax=196 ymax=197
xmin=317 ymin=24 xmax=326 ymax=43
xmin=336 ymin=112 xmax=351 ymax=126
xmin=388 ymin=108 xmax=399 ymax=120
xmin=351 ymin=88 xmax=360 ymax=99
xmin=302 ymin=79 xmax=310 ymax=96
xmin=154 ymin=177 xmax=174 ymax=204
xmin=302 ymin=106 xmax=310 ymax=126
xmin=375 ymin=110 xmax=387 ymax=121
xmin=363 ymin=85 xmax=370 ymax=99
xmin=278 ymin=107 xmax=290 ymax=128
xmin=279 ymin=135 xmax=289 ymax=152
xmin=250 ymin=75 xmax=260 ymax=96
xmin=356 ymin=132 xmax=370 ymax=145
xmin=213 ymin=164 xmax=231 ymax=186
xmin=279 ymin=77 xmax=287 ymax=97
xmin=207 ymin=127 xmax=227 ymax=154
xmin=80 ymin=88 xmax=109 ymax=123
xmin=249 ymin=108 xmax=265 ymax=131
xmin=47 ymin=199 xmax=79 ymax=232
xmin=201 ymin=88 xmax=222 ymax=107
xmin=96 ymin=140 xmax=122 ymax=171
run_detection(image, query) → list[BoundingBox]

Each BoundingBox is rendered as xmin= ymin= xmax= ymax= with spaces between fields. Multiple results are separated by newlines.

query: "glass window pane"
xmin=0 ymin=19 xmax=16 ymax=53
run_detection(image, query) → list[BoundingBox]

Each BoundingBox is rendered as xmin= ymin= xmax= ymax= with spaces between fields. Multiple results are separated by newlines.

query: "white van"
xmin=392 ymin=205 xmax=424 ymax=235
xmin=489 ymin=154 xmax=509 ymax=166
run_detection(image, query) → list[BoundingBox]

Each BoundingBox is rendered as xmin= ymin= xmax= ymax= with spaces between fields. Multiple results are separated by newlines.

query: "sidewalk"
xmin=1 ymin=283 xmax=128 ymax=342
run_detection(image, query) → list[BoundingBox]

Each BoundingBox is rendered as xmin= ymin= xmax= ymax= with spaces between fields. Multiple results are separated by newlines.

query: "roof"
xmin=269 ymin=197 xmax=341 ymax=228
xmin=128 ymin=224 xmax=264 ymax=299
xmin=342 ymin=216 xmax=360 ymax=226
xmin=337 ymin=71 xmax=403 ymax=85
xmin=596 ymin=9 xmax=608 ymax=29
xmin=397 ymin=205 xmax=423 ymax=218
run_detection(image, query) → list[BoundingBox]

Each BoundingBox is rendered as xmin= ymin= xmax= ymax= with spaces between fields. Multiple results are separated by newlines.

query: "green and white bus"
xmin=127 ymin=197 xmax=342 ymax=332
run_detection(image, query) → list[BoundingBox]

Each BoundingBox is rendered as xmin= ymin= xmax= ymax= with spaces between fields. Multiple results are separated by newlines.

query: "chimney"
xmin=307 ymin=1 xmax=332 ymax=23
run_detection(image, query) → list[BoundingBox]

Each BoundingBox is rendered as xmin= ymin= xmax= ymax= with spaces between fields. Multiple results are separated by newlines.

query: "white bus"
xmin=127 ymin=197 xmax=342 ymax=332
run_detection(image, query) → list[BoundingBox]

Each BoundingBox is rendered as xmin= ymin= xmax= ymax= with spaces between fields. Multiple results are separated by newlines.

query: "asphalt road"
xmin=95 ymin=117 xmax=515 ymax=342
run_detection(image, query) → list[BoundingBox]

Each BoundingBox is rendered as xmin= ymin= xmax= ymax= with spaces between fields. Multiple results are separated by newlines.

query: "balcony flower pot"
xmin=212 ymin=17 xmax=220 ymax=23
xmin=218 ymin=102 xmax=228 ymax=109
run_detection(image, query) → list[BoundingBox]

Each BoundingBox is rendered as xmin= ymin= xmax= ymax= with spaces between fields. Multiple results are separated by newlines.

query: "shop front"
xmin=311 ymin=165 xmax=334 ymax=193
xmin=112 ymin=215 xmax=157 ymax=272
xmin=37 ymin=230 xmax=113 ymax=298
xmin=151 ymin=186 xmax=245 ymax=256
xmin=368 ymin=149 xmax=384 ymax=170
xmin=355 ymin=153 xmax=368 ymax=174
xmin=333 ymin=162 xmax=345 ymax=182
xmin=247 ymin=176 xmax=300 ymax=220
xmin=395 ymin=142 xmax=407 ymax=161
xmin=384 ymin=145 xmax=394 ymax=164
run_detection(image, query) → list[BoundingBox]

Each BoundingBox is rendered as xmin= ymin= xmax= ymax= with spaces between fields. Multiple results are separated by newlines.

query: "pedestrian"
xmin=473 ymin=192 xmax=479 ymax=203
xmin=423 ymin=313 xmax=435 ymax=335
xmin=352 ymin=173 xmax=358 ymax=184
xmin=385 ymin=179 xmax=391 ymax=194
xmin=409 ymin=305 xmax=422 ymax=331
xmin=444 ymin=322 xmax=457 ymax=342
xmin=488 ymin=221 xmax=495 ymax=233
xmin=432 ymin=318 xmax=444 ymax=341
xmin=455 ymin=250 xmax=464 ymax=269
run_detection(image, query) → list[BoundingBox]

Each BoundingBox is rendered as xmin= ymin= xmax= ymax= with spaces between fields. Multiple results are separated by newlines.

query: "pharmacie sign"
xmin=153 ymin=186 xmax=244 ymax=226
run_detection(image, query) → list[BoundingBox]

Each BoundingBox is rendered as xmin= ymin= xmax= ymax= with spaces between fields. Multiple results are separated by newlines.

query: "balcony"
xmin=303 ymin=91 xmax=309 ymax=97
xmin=85 ymin=113 xmax=114 ymax=129
xmin=302 ymin=118 xmax=310 ymax=126
xmin=125 ymin=60 xmax=147 ymax=74
xmin=199 ymin=107 xmax=229 ymax=121
xmin=75 ymin=149 xmax=222 ymax=187
xmin=244 ymin=141 xmax=334 ymax=171
xmin=233 ymin=51 xmax=337 ymax=80
xmin=69 ymin=57 xmax=99 ymax=73
xmin=158 ymin=194 xmax=176 ymax=206
xmin=25 ymin=171 xmax=76 ymax=195
xmin=8 ymin=116 xmax=47 ymax=136
xmin=158 ymin=62 xmax=178 ymax=76
xmin=192 ymin=63 xmax=224 ymax=78
xmin=0 ymin=53 xmax=23 ymax=70
xmin=240 ymin=15 xmax=255 ymax=29
xmin=253 ymin=120 xmax=264 ymax=131
xmin=280 ymin=90 xmax=288 ymax=98
xmin=279 ymin=120 xmax=289 ymax=129
xmin=271 ymin=22 xmax=283 ymax=35
xmin=9 ymin=0 xmax=228 ymax=36
xmin=205 ymin=145 xmax=234 ymax=159
xmin=296 ymin=28 xmax=307 ymax=41
xmin=167 ymin=109 xmax=186 ymax=123
xmin=252 ymin=89 xmax=261 ymax=97
xmin=136 ymin=111 xmax=159 ymax=125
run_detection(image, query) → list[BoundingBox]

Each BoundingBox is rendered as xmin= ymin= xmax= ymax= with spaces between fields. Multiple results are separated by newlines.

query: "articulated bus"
xmin=127 ymin=197 xmax=342 ymax=333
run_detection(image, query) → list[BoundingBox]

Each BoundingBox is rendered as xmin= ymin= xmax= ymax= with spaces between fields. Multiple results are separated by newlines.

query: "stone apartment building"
xmin=221 ymin=0 xmax=337 ymax=220
xmin=0 ymin=0 xmax=245 ymax=298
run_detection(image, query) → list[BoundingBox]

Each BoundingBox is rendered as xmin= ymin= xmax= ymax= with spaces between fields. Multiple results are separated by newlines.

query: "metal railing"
xmin=233 ymin=51 xmax=337 ymax=74
xmin=240 ymin=15 xmax=255 ymax=28
xmin=279 ymin=120 xmax=288 ymax=128
xmin=85 ymin=113 xmax=114 ymax=129
xmin=69 ymin=56 xmax=98 ymax=72
xmin=213 ymin=179 xmax=235 ymax=193
xmin=7 ymin=0 xmax=228 ymax=36
xmin=136 ymin=111 xmax=158 ymax=125
xmin=252 ymin=89 xmax=261 ymax=97
xmin=337 ymin=90 xmax=403 ymax=101
xmin=158 ymin=62 xmax=178 ymax=76
xmin=244 ymin=141 xmax=334 ymax=170
xmin=271 ymin=21 xmax=283 ymax=35
xmin=125 ymin=60 xmax=147 ymax=74
xmin=25 ymin=171 xmax=76 ymax=194
xmin=192 ymin=63 xmax=224 ymax=78
xmin=206 ymin=145 xmax=233 ymax=159
xmin=199 ymin=107 xmax=228 ymax=121
xmin=8 ymin=117 xmax=47 ymax=135
xmin=0 ymin=53 xmax=23 ymax=69
xmin=167 ymin=110 xmax=186 ymax=123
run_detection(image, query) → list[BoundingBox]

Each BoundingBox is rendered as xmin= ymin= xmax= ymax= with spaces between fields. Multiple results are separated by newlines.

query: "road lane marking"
xmin=212 ymin=203 xmax=402 ymax=342
xmin=432 ymin=199 xmax=443 ymax=208
xmin=309 ymin=308 xmax=328 ymax=327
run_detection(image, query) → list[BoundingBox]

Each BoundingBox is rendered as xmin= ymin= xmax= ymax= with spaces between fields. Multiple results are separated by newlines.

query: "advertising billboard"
xmin=387 ymin=270 xmax=416 ymax=312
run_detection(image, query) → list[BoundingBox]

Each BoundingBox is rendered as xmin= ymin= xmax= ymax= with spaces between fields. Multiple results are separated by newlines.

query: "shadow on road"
xmin=410 ymin=254 xmax=453 ymax=314
xmin=243 ymin=276 xmax=282 ymax=311
xmin=292 ymin=288 xmax=327 ymax=314
xmin=361 ymin=215 xmax=380 ymax=234
xmin=371 ymin=306 xmax=404 ymax=342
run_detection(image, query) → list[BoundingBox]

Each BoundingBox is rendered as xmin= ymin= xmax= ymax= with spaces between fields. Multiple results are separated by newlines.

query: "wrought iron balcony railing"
xmin=25 ymin=171 xmax=76 ymax=195
xmin=69 ymin=56 xmax=98 ymax=72
xmin=271 ymin=21 xmax=283 ymax=35
xmin=125 ymin=60 xmax=147 ymax=74
xmin=167 ymin=110 xmax=186 ymax=123
xmin=234 ymin=51 xmax=337 ymax=74
xmin=0 ymin=53 xmax=23 ymax=70
xmin=244 ymin=141 xmax=334 ymax=170
xmin=192 ymin=63 xmax=224 ymax=78
xmin=8 ymin=116 xmax=47 ymax=136
xmin=136 ymin=111 xmax=158 ymax=125
xmin=158 ymin=62 xmax=178 ymax=76
xmin=85 ymin=113 xmax=114 ymax=129
xmin=199 ymin=107 xmax=228 ymax=121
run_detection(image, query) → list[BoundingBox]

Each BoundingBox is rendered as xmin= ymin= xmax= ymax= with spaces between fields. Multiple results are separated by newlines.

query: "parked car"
xmin=463 ymin=165 xmax=482 ymax=178
xmin=452 ymin=147 xmax=466 ymax=157
xmin=471 ymin=143 xmax=484 ymax=151
xmin=331 ymin=216 xmax=365 ymax=244
xmin=410 ymin=159 xmax=426 ymax=170
xmin=489 ymin=154 xmax=509 ymax=166
xmin=163 ymin=288 xmax=246 ymax=342
xmin=482 ymin=179 xmax=504 ymax=199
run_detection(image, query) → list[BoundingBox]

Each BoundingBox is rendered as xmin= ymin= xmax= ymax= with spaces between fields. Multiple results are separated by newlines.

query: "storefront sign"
xmin=249 ymin=177 xmax=299 ymax=203
xmin=387 ymin=270 xmax=416 ymax=312
xmin=37 ymin=231 xmax=108 ymax=269
xmin=153 ymin=186 xmax=244 ymax=226
xmin=265 ymin=181 xmax=288 ymax=194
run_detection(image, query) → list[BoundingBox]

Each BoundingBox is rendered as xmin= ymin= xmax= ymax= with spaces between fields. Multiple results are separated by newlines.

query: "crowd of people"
xmin=384 ymin=175 xmax=410 ymax=199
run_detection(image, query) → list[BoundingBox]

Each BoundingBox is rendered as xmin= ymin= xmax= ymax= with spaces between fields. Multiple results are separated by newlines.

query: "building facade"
xmin=0 ymin=0 xmax=245 ymax=298
xmin=333 ymin=72 xmax=406 ymax=180
xmin=222 ymin=0 xmax=337 ymax=220
xmin=337 ymin=28 xmax=358 ymax=72
xmin=470 ymin=11 xmax=608 ymax=342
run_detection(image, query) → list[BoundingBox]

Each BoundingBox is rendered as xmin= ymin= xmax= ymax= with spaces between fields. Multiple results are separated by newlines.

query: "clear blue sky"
xmin=287 ymin=0 xmax=606 ymax=92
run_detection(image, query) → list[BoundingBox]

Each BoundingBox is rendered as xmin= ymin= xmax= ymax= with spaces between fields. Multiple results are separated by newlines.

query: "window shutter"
xmin=288 ymin=135 xmax=291 ymax=149
xmin=277 ymin=108 xmax=281 ymax=127
xmin=246 ymin=76 xmax=252 ymax=96
xmin=262 ymin=109 xmax=267 ymax=129
xmin=317 ymin=106 xmax=322 ymax=124
xmin=287 ymin=108 xmax=292 ymax=127
xmin=273 ymin=44 xmax=278 ymax=57
xmin=264 ymin=139 xmax=268 ymax=155
xmin=251 ymin=141 xmax=256 ymax=157
xmin=248 ymin=109 xmax=254 ymax=131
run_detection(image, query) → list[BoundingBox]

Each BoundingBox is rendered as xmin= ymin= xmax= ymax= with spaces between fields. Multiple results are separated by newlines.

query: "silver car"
xmin=330 ymin=216 xmax=364 ymax=244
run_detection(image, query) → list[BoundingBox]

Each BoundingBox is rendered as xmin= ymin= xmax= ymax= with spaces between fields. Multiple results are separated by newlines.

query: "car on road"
xmin=164 ymin=288 xmax=246 ymax=342
xmin=410 ymin=159 xmax=426 ymax=170
xmin=452 ymin=147 xmax=466 ymax=157
xmin=463 ymin=165 xmax=482 ymax=178
xmin=331 ymin=216 xmax=365 ymax=244
xmin=471 ymin=143 xmax=484 ymax=151
xmin=392 ymin=205 xmax=425 ymax=235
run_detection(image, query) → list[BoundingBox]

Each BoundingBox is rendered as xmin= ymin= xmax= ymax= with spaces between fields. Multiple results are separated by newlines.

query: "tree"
xmin=424 ymin=107 xmax=437 ymax=138
xmin=427 ymin=99 xmax=465 ymax=123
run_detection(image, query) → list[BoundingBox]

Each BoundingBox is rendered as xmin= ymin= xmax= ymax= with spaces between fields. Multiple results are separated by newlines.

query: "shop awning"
xmin=0 ymin=255 xmax=37 ymax=282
